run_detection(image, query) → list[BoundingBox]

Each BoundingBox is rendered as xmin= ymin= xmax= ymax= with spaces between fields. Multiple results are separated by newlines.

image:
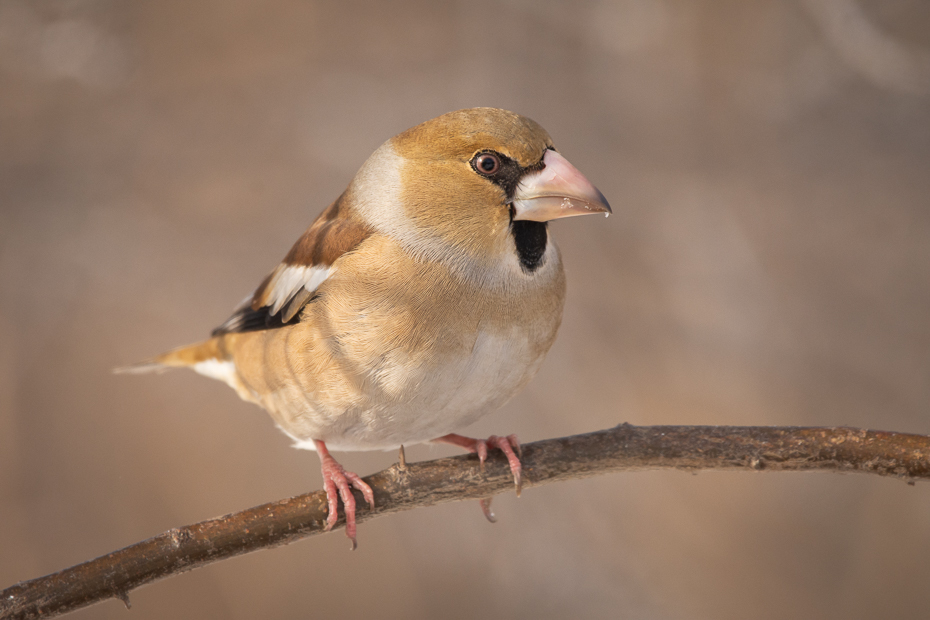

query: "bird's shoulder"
xmin=211 ymin=193 xmax=373 ymax=336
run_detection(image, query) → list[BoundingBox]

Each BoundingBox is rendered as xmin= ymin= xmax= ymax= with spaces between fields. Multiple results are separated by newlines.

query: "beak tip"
xmin=598 ymin=190 xmax=613 ymax=215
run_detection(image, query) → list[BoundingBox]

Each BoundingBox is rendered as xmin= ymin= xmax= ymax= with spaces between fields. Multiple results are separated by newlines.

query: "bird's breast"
xmin=231 ymin=235 xmax=566 ymax=450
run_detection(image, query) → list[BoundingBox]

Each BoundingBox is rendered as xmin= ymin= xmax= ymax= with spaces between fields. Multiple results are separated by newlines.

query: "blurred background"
xmin=2 ymin=0 xmax=929 ymax=618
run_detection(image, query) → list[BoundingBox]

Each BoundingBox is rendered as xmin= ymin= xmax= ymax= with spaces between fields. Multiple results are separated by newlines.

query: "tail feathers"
xmin=114 ymin=338 xmax=226 ymax=374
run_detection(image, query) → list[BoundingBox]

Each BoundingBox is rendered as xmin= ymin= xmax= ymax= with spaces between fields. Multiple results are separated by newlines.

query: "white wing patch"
xmin=263 ymin=264 xmax=335 ymax=316
xmin=212 ymin=264 xmax=335 ymax=335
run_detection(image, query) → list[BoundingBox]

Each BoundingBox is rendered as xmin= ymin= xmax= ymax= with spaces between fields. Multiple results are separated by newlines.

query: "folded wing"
xmin=213 ymin=193 xmax=373 ymax=336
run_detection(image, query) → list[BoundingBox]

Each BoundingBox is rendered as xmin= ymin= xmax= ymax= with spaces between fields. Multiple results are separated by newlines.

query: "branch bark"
xmin=3 ymin=424 xmax=930 ymax=620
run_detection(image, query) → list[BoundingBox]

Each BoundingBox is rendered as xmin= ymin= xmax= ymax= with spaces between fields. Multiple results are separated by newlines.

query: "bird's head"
xmin=348 ymin=108 xmax=611 ymax=273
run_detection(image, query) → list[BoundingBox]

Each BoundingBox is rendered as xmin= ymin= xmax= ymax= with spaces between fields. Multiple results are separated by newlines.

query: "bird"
xmin=121 ymin=107 xmax=611 ymax=548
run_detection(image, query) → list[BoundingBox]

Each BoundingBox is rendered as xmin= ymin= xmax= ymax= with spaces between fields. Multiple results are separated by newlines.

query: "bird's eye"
xmin=473 ymin=153 xmax=501 ymax=175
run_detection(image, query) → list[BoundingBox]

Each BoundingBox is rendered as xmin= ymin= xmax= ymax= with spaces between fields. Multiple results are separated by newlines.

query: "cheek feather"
xmin=398 ymin=163 xmax=512 ymax=253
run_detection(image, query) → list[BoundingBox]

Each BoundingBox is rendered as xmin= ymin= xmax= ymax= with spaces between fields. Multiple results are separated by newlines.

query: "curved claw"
xmin=479 ymin=497 xmax=497 ymax=523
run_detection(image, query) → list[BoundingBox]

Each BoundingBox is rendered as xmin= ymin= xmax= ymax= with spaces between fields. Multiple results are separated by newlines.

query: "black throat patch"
xmin=511 ymin=219 xmax=548 ymax=273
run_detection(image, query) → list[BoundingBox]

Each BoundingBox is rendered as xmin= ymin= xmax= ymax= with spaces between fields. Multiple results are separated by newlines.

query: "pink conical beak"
xmin=512 ymin=150 xmax=612 ymax=222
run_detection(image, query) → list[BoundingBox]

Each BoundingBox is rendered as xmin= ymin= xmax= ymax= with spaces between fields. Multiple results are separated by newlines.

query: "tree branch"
xmin=3 ymin=424 xmax=929 ymax=620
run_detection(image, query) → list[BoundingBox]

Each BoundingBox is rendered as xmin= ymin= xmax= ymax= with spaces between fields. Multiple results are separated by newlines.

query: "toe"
xmin=476 ymin=439 xmax=488 ymax=473
xmin=333 ymin=475 xmax=358 ymax=545
xmin=489 ymin=435 xmax=523 ymax=497
xmin=345 ymin=471 xmax=376 ymax=510
xmin=322 ymin=478 xmax=339 ymax=531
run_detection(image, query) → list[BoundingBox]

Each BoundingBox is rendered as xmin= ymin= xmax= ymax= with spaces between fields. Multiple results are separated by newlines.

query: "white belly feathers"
xmin=267 ymin=325 xmax=546 ymax=452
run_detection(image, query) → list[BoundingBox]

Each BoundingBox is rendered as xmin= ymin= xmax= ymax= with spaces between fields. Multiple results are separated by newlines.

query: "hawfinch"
xmin=125 ymin=108 xmax=611 ymax=547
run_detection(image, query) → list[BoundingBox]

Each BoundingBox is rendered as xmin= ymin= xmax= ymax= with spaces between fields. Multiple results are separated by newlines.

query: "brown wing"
xmin=212 ymin=193 xmax=373 ymax=336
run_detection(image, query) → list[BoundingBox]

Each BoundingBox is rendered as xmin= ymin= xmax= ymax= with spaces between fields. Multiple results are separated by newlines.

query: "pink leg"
xmin=313 ymin=439 xmax=375 ymax=550
xmin=433 ymin=433 xmax=523 ymax=521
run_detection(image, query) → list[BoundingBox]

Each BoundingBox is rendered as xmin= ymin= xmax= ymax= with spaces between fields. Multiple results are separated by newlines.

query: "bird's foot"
xmin=313 ymin=439 xmax=375 ymax=550
xmin=433 ymin=433 xmax=523 ymax=497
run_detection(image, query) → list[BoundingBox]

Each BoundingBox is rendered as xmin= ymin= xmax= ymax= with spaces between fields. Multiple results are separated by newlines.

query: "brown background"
xmin=2 ymin=1 xmax=929 ymax=618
